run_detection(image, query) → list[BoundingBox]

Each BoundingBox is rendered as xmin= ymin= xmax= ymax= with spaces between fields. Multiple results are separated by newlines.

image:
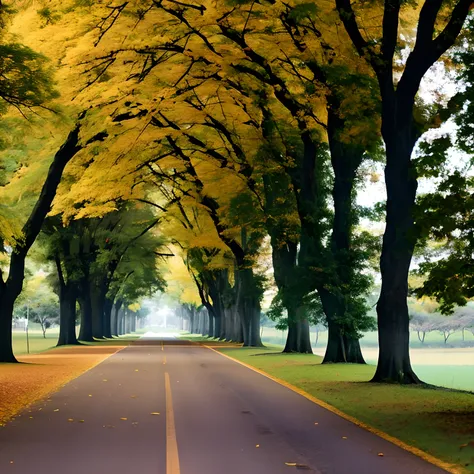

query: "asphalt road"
xmin=0 ymin=335 xmax=447 ymax=474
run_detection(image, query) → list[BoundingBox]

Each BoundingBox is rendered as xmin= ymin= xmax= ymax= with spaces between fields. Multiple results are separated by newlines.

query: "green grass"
xmin=12 ymin=326 xmax=145 ymax=356
xmin=13 ymin=329 xmax=59 ymax=356
xmin=212 ymin=344 xmax=474 ymax=472
xmin=261 ymin=327 xmax=474 ymax=349
xmin=413 ymin=366 xmax=474 ymax=393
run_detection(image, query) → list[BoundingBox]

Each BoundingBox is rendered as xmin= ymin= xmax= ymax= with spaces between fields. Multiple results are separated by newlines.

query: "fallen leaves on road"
xmin=67 ymin=419 xmax=74 ymax=422
xmin=120 ymin=417 xmax=128 ymax=421
xmin=314 ymin=422 xmax=318 ymax=425
xmin=285 ymin=463 xmax=297 ymax=466
xmin=150 ymin=412 xmax=160 ymax=415
xmin=378 ymin=453 xmax=384 ymax=457
xmin=53 ymin=409 xmax=60 ymax=412
xmin=0 ymin=345 xmax=122 ymax=427
xmin=255 ymin=444 xmax=260 ymax=448
xmin=342 ymin=436 xmax=348 ymax=439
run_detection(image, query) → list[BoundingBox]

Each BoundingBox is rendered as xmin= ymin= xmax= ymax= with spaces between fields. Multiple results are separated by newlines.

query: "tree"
xmin=0 ymin=116 xmax=108 ymax=362
xmin=336 ymin=0 xmax=473 ymax=383
xmin=14 ymin=273 xmax=60 ymax=338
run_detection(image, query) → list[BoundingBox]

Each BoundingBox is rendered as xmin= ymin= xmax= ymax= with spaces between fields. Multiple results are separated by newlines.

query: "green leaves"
xmin=0 ymin=43 xmax=58 ymax=114
xmin=287 ymin=3 xmax=319 ymax=21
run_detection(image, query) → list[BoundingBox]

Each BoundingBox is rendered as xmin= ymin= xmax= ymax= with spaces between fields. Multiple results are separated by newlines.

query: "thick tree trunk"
xmin=103 ymin=297 xmax=113 ymax=339
xmin=112 ymin=301 xmax=122 ymax=337
xmin=283 ymin=307 xmax=312 ymax=353
xmin=204 ymin=308 xmax=210 ymax=335
xmin=319 ymin=289 xmax=365 ymax=364
xmin=0 ymin=295 xmax=16 ymax=362
xmin=207 ymin=310 xmax=214 ymax=337
xmin=118 ymin=308 xmax=125 ymax=335
xmin=78 ymin=271 xmax=93 ymax=341
xmin=91 ymin=283 xmax=106 ymax=339
xmin=323 ymin=319 xmax=365 ymax=363
xmin=214 ymin=314 xmax=221 ymax=339
xmin=78 ymin=292 xmax=93 ymax=342
xmin=237 ymin=268 xmax=263 ymax=347
xmin=372 ymin=120 xmax=421 ymax=383
xmin=57 ymin=284 xmax=79 ymax=346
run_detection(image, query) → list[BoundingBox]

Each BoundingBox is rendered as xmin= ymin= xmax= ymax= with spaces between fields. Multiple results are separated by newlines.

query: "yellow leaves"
xmin=150 ymin=412 xmax=160 ymax=416
xmin=377 ymin=452 xmax=384 ymax=457
xmin=53 ymin=409 xmax=60 ymax=412
xmin=120 ymin=417 xmax=128 ymax=421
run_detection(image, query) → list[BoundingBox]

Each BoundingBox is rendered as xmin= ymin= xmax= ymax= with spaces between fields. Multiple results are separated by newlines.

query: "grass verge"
xmin=208 ymin=343 xmax=474 ymax=473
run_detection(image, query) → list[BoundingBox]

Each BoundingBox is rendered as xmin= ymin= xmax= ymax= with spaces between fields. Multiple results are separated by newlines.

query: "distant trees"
xmin=409 ymin=309 xmax=474 ymax=344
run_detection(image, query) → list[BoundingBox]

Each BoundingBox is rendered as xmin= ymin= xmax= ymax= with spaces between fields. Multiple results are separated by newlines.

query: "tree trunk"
xmin=124 ymin=310 xmax=130 ymax=334
xmin=112 ymin=300 xmax=123 ymax=337
xmin=103 ymin=297 xmax=113 ymax=339
xmin=57 ymin=283 xmax=79 ymax=346
xmin=319 ymin=289 xmax=365 ymax=364
xmin=118 ymin=307 xmax=125 ymax=335
xmin=283 ymin=307 xmax=312 ymax=353
xmin=0 ymin=295 xmax=16 ymax=362
xmin=91 ymin=283 xmax=106 ymax=339
xmin=207 ymin=310 xmax=214 ymax=337
xmin=372 ymin=120 xmax=421 ymax=383
xmin=236 ymin=268 xmax=263 ymax=347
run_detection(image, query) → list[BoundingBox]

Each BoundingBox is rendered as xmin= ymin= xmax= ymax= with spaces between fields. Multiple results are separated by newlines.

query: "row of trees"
xmin=0 ymin=1 xmax=472 ymax=386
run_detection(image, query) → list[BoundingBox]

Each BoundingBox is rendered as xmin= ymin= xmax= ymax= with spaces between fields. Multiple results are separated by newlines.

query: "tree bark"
xmin=103 ymin=296 xmax=114 ymax=339
xmin=91 ymin=282 xmax=106 ymax=339
xmin=319 ymin=289 xmax=366 ymax=364
xmin=0 ymin=294 xmax=16 ymax=362
xmin=283 ymin=307 xmax=312 ymax=353
xmin=237 ymin=268 xmax=263 ymax=347
xmin=57 ymin=283 xmax=79 ymax=346
xmin=112 ymin=300 xmax=123 ymax=337
xmin=118 ymin=307 xmax=125 ymax=335
xmin=372 ymin=120 xmax=421 ymax=383
xmin=78 ymin=284 xmax=93 ymax=342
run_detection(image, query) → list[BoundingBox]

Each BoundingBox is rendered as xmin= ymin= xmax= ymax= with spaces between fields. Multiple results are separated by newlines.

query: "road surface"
xmin=0 ymin=335 xmax=446 ymax=473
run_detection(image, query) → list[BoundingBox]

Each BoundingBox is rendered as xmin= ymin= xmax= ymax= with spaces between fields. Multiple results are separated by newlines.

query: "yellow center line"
xmin=163 ymin=356 xmax=167 ymax=365
xmin=162 ymin=342 xmax=164 ymax=351
xmin=165 ymin=372 xmax=180 ymax=474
